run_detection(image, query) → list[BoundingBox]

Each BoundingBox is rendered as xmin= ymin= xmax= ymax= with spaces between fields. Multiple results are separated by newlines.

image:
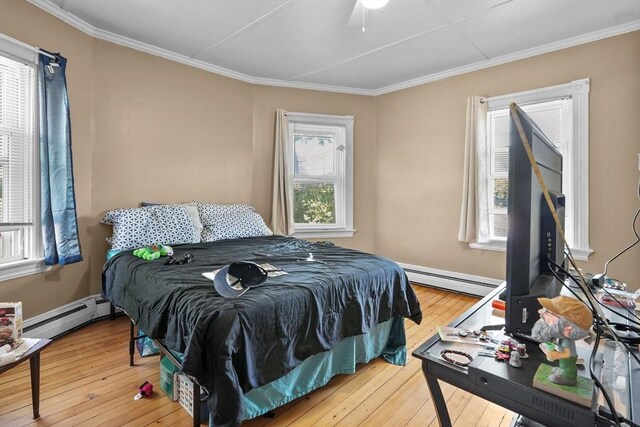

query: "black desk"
xmin=412 ymin=286 xmax=639 ymax=426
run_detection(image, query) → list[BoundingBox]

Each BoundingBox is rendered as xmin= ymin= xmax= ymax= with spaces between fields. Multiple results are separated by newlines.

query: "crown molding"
xmin=90 ymin=27 xmax=259 ymax=84
xmin=373 ymin=20 xmax=640 ymax=96
xmin=248 ymin=76 xmax=377 ymax=96
xmin=27 ymin=0 xmax=640 ymax=97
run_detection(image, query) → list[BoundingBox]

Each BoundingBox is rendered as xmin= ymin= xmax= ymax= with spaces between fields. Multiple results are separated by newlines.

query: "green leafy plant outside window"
xmin=294 ymin=183 xmax=335 ymax=224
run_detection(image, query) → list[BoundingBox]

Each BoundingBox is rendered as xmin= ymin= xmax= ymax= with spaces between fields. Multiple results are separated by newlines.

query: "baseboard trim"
xmin=398 ymin=262 xmax=502 ymax=297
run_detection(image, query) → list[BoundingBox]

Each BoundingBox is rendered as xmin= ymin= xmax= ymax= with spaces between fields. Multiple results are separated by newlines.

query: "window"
xmin=472 ymin=79 xmax=592 ymax=260
xmin=0 ymin=37 xmax=45 ymax=281
xmin=286 ymin=112 xmax=354 ymax=238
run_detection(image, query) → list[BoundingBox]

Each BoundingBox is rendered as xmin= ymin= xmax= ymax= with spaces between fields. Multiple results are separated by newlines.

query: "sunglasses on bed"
xmin=164 ymin=253 xmax=193 ymax=265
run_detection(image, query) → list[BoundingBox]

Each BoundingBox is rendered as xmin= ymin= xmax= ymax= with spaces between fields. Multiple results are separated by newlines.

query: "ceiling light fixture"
xmin=362 ymin=0 xmax=389 ymax=10
xmin=361 ymin=0 xmax=389 ymax=32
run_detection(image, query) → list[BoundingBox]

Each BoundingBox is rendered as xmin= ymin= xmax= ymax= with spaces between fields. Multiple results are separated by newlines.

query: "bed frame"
xmin=111 ymin=304 xmax=202 ymax=427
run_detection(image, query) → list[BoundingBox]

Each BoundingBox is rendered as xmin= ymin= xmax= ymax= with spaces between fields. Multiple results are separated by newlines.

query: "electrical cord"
xmin=602 ymin=207 xmax=640 ymax=278
xmin=545 ymin=261 xmax=640 ymax=425
xmin=590 ymin=325 xmax=622 ymax=427
xmin=621 ymin=417 xmax=640 ymax=427
xmin=551 ymin=257 xmax=640 ymax=325
xmin=597 ymin=285 xmax=640 ymax=324
xmin=545 ymin=265 xmax=621 ymax=425
xmin=548 ymin=263 xmax=640 ymax=362
xmin=549 ymin=260 xmax=640 ymax=366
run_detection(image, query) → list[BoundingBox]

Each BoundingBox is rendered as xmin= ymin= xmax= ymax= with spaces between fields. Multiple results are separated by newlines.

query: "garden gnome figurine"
xmin=530 ymin=296 xmax=593 ymax=386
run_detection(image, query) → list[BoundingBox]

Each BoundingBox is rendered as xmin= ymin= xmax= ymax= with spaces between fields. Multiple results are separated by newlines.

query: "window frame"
xmin=0 ymin=35 xmax=48 ymax=282
xmin=286 ymin=112 xmax=355 ymax=239
xmin=470 ymin=79 xmax=592 ymax=260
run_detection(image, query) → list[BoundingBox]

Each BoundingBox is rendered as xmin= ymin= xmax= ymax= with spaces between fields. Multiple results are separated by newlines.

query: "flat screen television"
xmin=504 ymin=103 xmax=566 ymax=337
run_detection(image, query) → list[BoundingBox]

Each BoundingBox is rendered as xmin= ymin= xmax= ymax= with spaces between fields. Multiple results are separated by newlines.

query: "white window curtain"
xmin=270 ymin=108 xmax=294 ymax=235
xmin=458 ymin=96 xmax=487 ymax=243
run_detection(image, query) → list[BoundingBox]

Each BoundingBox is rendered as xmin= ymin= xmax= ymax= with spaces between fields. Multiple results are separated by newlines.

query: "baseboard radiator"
xmin=23 ymin=295 xmax=121 ymax=340
xmin=398 ymin=262 xmax=502 ymax=297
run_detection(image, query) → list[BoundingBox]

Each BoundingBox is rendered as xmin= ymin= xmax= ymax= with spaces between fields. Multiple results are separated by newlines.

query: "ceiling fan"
xmin=347 ymin=0 xmax=391 ymax=32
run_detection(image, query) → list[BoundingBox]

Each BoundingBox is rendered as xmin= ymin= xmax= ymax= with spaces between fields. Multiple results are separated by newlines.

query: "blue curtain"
xmin=38 ymin=52 xmax=82 ymax=265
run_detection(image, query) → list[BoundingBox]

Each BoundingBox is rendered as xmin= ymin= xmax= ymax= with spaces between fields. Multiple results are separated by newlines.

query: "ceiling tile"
xmin=454 ymin=0 xmax=640 ymax=58
xmin=428 ymin=0 xmax=511 ymax=22
xmin=196 ymin=0 xmax=446 ymax=80
xmin=294 ymin=28 xmax=486 ymax=90
xmin=61 ymin=0 xmax=288 ymax=57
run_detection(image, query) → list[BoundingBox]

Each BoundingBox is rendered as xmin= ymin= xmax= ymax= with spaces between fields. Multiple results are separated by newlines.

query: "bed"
xmin=102 ymin=235 xmax=422 ymax=426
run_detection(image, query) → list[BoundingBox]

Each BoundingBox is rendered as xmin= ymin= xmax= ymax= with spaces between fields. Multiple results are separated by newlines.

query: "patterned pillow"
xmin=201 ymin=211 xmax=273 ymax=242
xmin=195 ymin=201 xmax=255 ymax=226
xmin=101 ymin=205 xmax=198 ymax=250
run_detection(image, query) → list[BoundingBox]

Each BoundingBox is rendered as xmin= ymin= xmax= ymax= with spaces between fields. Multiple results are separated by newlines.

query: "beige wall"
xmin=376 ymin=31 xmax=640 ymax=288
xmin=0 ymin=0 xmax=638 ymax=319
xmin=88 ymin=40 xmax=256 ymax=300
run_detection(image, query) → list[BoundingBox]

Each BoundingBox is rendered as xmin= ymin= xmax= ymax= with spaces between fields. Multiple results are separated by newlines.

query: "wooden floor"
xmin=0 ymin=286 xmax=514 ymax=426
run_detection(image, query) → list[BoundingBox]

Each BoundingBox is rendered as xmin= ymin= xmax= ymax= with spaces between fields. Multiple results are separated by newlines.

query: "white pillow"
xmin=195 ymin=201 xmax=255 ymax=226
xmin=201 ymin=211 xmax=273 ymax=242
xmin=182 ymin=203 xmax=204 ymax=242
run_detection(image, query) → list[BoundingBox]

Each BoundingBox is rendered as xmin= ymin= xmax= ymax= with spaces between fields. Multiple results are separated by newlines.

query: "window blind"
xmin=487 ymin=98 xmax=573 ymax=242
xmin=0 ymin=54 xmax=35 ymax=226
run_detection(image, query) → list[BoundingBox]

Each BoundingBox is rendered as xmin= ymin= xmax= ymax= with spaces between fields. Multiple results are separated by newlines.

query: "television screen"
xmin=505 ymin=103 xmax=566 ymax=337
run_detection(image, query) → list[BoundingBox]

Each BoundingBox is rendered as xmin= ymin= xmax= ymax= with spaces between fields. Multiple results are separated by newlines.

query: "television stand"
xmin=412 ymin=284 xmax=638 ymax=427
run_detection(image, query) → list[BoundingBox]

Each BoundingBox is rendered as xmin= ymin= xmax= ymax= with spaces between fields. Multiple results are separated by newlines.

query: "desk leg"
xmin=193 ymin=382 xmax=201 ymax=427
xmin=422 ymin=361 xmax=451 ymax=427
xmin=29 ymin=353 xmax=41 ymax=419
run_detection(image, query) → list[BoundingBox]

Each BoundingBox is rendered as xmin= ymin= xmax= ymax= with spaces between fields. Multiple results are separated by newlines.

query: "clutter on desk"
xmin=436 ymin=326 xmax=495 ymax=345
xmin=509 ymin=351 xmax=522 ymax=368
xmin=491 ymin=299 xmax=506 ymax=311
xmin=440 ymin=349 xmax=474 ymax=368
xmin=436 ymin=325 xmax=531 ymax=367
xmin=0 ymin=338 xmax=40 ymax=367
xmin=595 ymin=287 xmax=637 ymax=309
xmin=0 ymin=302 xmax=22 ymax=349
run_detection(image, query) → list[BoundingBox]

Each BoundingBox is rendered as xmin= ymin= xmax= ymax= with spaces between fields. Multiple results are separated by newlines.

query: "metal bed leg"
xmin=110 ymin=303 xmax=116 ymax=320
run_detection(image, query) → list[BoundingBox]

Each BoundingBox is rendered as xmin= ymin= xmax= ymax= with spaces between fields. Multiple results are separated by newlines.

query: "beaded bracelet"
xmin=440 ymin=349 xmax=473 ymax=368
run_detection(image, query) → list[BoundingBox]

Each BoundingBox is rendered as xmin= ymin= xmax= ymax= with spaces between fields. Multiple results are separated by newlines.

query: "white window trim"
xmin=0 ymin=258 xmax=51 ymax=282
xmin=471 ymin=79 xmax=592 ymax=261
xmin=0 ymin=34 xmax=49 ymax=282
xmin=285 ymin=112 xmax=355 ymax=239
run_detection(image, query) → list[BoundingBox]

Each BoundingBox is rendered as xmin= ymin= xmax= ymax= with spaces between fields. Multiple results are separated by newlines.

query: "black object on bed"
xmin=102 ymin=235 xmax=422 ymax=426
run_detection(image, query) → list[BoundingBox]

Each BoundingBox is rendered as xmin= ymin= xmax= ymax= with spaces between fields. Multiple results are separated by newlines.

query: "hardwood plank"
xmin=268 ymin=297 xmax=477 ymax=426
xmin=0 ymin=286 xmax=514 ymax=426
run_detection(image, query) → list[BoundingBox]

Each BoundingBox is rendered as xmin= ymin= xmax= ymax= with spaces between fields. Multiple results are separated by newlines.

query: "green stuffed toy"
xmin=133 ymin=244 xmax=173 ymax=260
